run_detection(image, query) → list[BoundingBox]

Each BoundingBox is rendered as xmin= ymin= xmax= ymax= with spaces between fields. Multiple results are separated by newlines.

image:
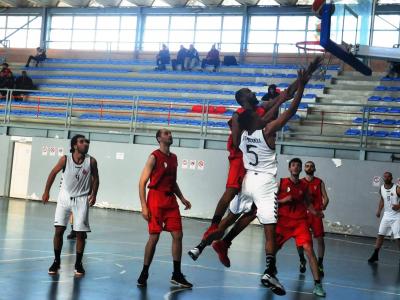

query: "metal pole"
xmin=133 ymin=96 xmax=139 ymax=134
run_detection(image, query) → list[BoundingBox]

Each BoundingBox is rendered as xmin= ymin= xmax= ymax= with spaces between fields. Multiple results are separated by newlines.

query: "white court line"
xmin=0 ymin=247 xmax=53 ymax=254
xmin=120 ymin=270 xmax=126 ymax=275
xmin=324 ymin=237 xmax=400 ymax=253
xmin=115 ymin=263 xmax=123 ymax=268
xmin=163 ymin=285 xmax=312 ymax=300
xmin=93 ymin=276 xmax=111 ymax=280
xmin=0 ymin=252 xmax=99 ymax=263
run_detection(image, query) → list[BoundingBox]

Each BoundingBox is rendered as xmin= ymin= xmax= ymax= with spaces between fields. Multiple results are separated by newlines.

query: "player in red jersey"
xmin=137 ymin=128 xmax=193 ymax=288
xmin=188 ymin=58 xmax=323 ymax=261
xmin=297 ymin=161 xmax=329 ymax=276
xmin=276 ymin=158 xmax=326 ymax=297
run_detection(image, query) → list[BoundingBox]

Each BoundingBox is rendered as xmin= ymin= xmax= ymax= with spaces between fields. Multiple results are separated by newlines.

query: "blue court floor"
xmin=0 ymin=198 xmax=399 ymax=300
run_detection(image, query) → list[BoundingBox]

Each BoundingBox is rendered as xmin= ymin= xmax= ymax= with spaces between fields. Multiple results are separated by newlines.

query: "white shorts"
xmin=230 ymin=171 xmax=278 ymax=224
xmin=378 ymin=215 xmax=400 ymax=239
xmin=54 ymin=189 xmax=91 ymax=232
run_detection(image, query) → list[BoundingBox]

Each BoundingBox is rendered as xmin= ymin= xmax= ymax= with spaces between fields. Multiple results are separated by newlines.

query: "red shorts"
xmin=147 ymin=189 xmax=182 ymax=234
xmin=276 ymin=218 xmax=312 ymax=249
xmin=226 ymin=156 xmax=246 ymax=189
xmin=308 ymin=212 xmax=325 ymax=238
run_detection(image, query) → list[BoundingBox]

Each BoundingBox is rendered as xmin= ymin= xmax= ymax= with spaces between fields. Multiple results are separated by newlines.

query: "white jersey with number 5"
xmin=380 ymin=184 xmax=400 ymax=218
xmin=239 ymin=129 xmax=277 ymax=175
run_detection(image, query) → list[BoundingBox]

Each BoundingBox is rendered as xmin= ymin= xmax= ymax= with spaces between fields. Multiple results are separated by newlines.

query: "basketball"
xmin=312 ymin=0 xmax=335 ymax=19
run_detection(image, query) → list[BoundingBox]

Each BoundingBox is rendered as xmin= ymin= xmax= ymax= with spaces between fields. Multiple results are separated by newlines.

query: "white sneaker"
xmin=261 ymin=273 xmax=286 ymax=296
xmin=188 ymin=248 xmax=201 ymax=261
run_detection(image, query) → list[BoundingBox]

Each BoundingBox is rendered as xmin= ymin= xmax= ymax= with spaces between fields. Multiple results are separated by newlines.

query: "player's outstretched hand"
xmin=42 ymin=192 xmax=49 ymax=204
xmin=88 ymin=194 xmax=96 ymax=207
xmin=141 ymin=207 xmax=150 ymax=221
xmin=181 ymin=198 xmax=192 ymax=210
xmin=306 ymin=56 xmax=323 ymax=76
xmin=316 ymin=211 xmax=324 ymax=218
xmin=297 ymin=68 xmax=311 ymax=86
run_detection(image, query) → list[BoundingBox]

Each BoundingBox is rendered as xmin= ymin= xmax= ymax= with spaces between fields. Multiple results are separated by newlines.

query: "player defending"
xmin=137 ymin=128 xmax=193 ymax=288
xmin=368 ymin=171 xmax=400 ymax=264
xmin=297 ymin=161 xmax=329 ymax=276
xmin=276 ymin=158 xmax=326 ymax=297
xmin=43 ymin=134 xmax=99 ymax=276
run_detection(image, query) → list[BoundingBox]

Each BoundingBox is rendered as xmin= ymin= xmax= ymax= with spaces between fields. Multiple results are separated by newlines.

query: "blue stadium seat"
xmin=373 ymin=131 xmax=389 ymax=137
xmin=382 ymin=119 xmax=396 ymax=125
xmin=374 ymin=86 xmax=387 ymax=91
xmin=368 ymin=96 xmax=382 ymax=101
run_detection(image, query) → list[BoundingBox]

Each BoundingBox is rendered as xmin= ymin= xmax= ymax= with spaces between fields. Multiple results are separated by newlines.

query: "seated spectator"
xmin=172 ymin=45 xmax=187 ymax=71
xmin=155 ymin=44 xmax=170 ymax=71
xmin=185 ymin=44 xmax=200 ymax=71
xmin=0 ymin=63 xmax=14 ymax=96
xmin=14 ymin=71 xmax=35 ymax=101
xmin=25 ymin=47 xmax=47 ymax=68
xmin=201 ymin=44 xmax=220 ymax=72
xmin=261 ymin=84 xmax=280 ymax=101
xmin=385 ymin=61 xmax=400 ymax=79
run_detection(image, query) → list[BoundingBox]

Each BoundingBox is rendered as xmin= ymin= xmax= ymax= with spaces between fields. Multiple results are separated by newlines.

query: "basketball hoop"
xmin=296 ymin=40 xmax=334 ymax=81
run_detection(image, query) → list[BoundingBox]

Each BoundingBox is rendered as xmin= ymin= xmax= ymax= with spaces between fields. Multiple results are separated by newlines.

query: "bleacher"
xmin=1 ymin=58 xmax=399 ymax=149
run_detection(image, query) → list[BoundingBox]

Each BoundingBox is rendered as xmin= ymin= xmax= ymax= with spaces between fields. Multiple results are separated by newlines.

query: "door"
xmin=9 ymin=142 xmax=32 ymax=199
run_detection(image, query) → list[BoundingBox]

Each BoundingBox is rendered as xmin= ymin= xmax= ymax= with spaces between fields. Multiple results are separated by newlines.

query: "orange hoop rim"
xmin=296 ymin=41 xmax=325 ymax=53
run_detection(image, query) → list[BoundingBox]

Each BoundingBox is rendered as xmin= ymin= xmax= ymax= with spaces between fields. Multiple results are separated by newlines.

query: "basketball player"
xmin=42 ymin=134 xmax=99 ymax=276
xmin=188 ymin=58 xmax=322 ymax=260
xmin=137 ymin=129 xmax=193 ymax=288
xmin=368 ymin=171 xmax=400 ymax=264
xmin=276 ymin=158 xmax=326 ymax=297
xmin=297 ymin=161 xmax=329 ymax=276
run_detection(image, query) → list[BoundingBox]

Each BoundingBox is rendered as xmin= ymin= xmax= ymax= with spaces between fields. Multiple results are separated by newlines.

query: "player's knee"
xmin=76 ymin=231 xmax=86 ymax=240
xmin=172 ymin=231 xmax=183 ymax=241
xmin=54 ymin=226 xmax=66 ymax=237
xmin=302 ymin=243 xmax=313 ymax=253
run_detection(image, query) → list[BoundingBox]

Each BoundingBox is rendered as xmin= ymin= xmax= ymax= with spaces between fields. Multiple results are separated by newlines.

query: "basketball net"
xmin=295 ymin=21 xmax=334 ymax=81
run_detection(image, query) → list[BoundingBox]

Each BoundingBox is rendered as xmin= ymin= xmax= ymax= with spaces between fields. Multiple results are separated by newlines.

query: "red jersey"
xmin=227 ymin=106 xmax=266 ymax=159
xmin=148 ymin=149 xmax=177 ymax=193
xmin=301 ymin=177 xmax=323 ymax=211
xmin=277 ymin=177 xmax=309 ymax=220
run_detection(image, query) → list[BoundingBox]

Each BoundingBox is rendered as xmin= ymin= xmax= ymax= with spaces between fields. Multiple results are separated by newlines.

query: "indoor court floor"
xmin=0 ymin=197 xmax=399 ymax=300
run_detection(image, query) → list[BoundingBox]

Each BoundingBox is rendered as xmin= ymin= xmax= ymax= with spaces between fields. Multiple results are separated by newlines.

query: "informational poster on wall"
xmin=182 ymin=159 xmax=188 ymax=169
xmin=197 ymin=160 xmax=205 ymax=171
xmin=42 ymin=146 xmax=48 ymax=156
xmin=116 ymin=152 xmax=125 ymax=160
xmin=189 ymin=160 xmax=196 ymax=170
xmin=49 ymin=147 xmax=56 ymax=156
xmin=372 ymin=176 xmax=381 ymax=187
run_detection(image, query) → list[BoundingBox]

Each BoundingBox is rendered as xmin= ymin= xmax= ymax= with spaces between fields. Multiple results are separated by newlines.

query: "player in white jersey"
xmin=368 ymin=171 xmax=400 ymax=264
xmin=42 ymin=134 xmax=99 ymax=276
xmin=231 ymin=69 xmax=309 ymax=296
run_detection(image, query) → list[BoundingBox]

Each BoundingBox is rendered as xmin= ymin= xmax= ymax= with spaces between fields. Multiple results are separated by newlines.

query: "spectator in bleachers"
xmin=201 ymin=44 xmax=220 ymax=72
xmin=385 ymin=61 xmax=400 ymax=79
xmin=185 ymin=44 xmax=200 ymax=71
xmin=14 ymin=71 xmax=35 ymax=101
xmin=25 ymin=47 xmax=47 ymax=68
xmin=172 ymin=45 xmax=187 ymax=71
xmin=155 ymin=44 xmax=170 ymax=71
xmin=0 ymin=63 xmax=14 ymax=95
xmin=261 ymin=84 xmax=280 ymax=101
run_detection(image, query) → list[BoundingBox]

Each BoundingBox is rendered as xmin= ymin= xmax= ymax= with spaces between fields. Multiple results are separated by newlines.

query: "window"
xmin=372 ymin=15 xmax=399 ymax=48
xmin=0 ymin=15 xmax=42 ymax=48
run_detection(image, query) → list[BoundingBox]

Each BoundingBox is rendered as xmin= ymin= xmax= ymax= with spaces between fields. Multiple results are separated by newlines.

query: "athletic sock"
xmin=298 ymin=247 xmax=305 ymax=261
xmin=196 ymin=241 xmax=207 ymax=252
xmin=315 ymin=280 xmax=321 ymax=284
xmin=265 ymin=254 xmax=276 ymax=274
xmin=211 ymin=215 xmax=222 ymax=225
xmin=141 ymin=264 xmax=149 ymax=274
xmin=75 ymin=252 xmax=83 ymax=265
xmin=54 ymin=249 xmax=61 ymax=263
xmin=318 ymin=257 xmax=324 ymax=266
xmin=173 ymin=260 xmax=181 ymax=275
xmin=374 ymin=248 xmax=380 ymax=255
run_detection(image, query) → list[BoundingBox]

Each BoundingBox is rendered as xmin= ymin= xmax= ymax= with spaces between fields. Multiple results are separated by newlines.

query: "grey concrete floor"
xmin=0 ymin=198 xmax=399 ymax=300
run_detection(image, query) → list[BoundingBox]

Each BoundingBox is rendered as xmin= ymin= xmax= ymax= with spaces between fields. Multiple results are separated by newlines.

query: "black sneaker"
xmin=137 ymin=272 xmax=148 ymax=287
xmin=299 ymin=259 xmax=307 ymax=273
xmin=261 ymin=271 xmax=286 ymax=296
xmin=48 ymin=260 xmax=60 ymax=275
xmin=67 ymin=230 xmax=77 ymax=240
xmin=74 ymin=263 xmax=85 ymax=276
xmin=368 ymin=252 xmax=379 ymax=263
xmin=170 ymin=272 xmax=193 ymax=288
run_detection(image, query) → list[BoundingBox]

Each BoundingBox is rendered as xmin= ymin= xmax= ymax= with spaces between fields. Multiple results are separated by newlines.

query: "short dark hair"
xmin=235 ymin=88 xmax=249 ymax=103
xmin=305 ymin=161 xmax=315 ymax=167
xmin=2 ymin=63 xmax=8 ymax=67
xmin=70 ymin=134 xmax=86 ymax=153
xmin=156 ymin=129 xmax=162 ymax=143
xmin=238 ymin=109 xmax=254 ymax=131
xmin=289 ymin=157 xmax=302 ymax=168
xmin=384 ymin=171 xmax=393 ymax=177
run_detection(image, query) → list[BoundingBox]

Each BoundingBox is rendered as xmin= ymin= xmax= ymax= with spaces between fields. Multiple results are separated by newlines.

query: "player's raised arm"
xmin=261 ymin=57 xmax=322 ymax=112
xmin=42 ymin=155 xmax=67 ymax=204
xmin=262 ymin=68 xmax=310 ymax=136
xmin=138 ymin=154 xmax=156 ymax=221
